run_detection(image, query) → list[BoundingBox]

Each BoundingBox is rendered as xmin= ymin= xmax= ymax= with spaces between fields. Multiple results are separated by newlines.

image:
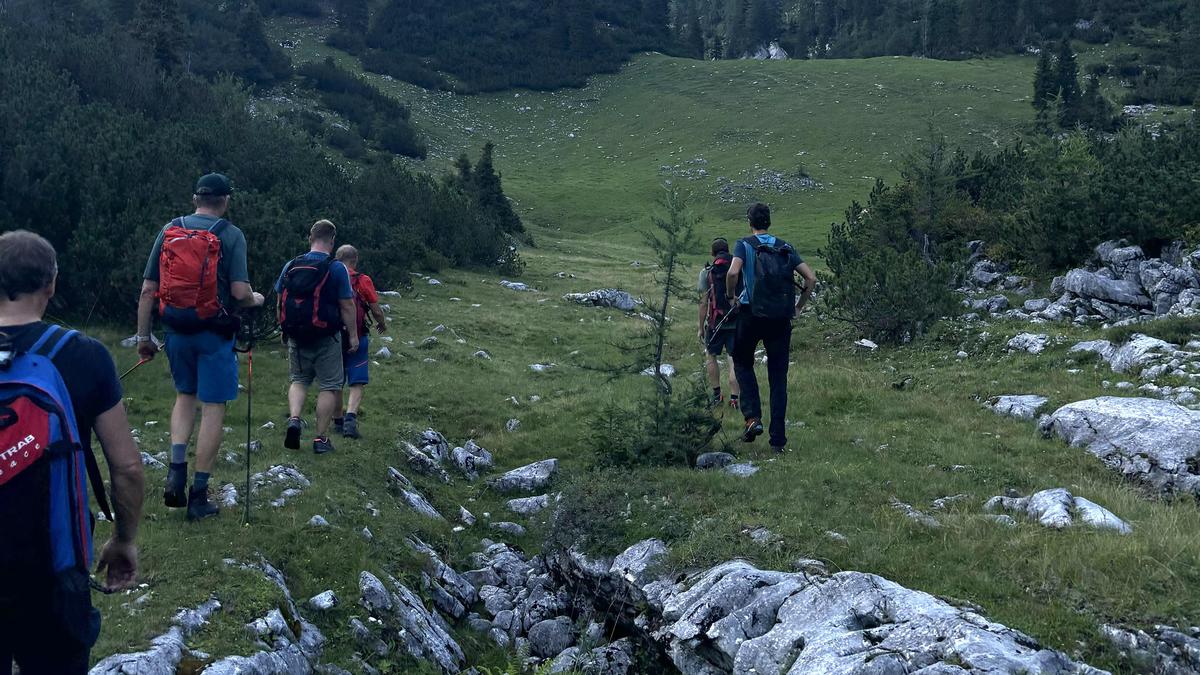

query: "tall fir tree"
xmin=473 ymin=142 xmax=524 ymax=235
xmin=723 ymin=0 xmax=748 ymax=57
xmin=131 ymin=0 xmax=186 ymax=71
xmin=1032 ymin=49 xmax=1055 ymax=113
xmin=1055 ymin=38 xmax=1081 ymax=128
xmin=237 ymin=0 xmax=291 ymax=85
xmin=688 ymin=11 xmax=706 ymax=58
xmin=746 ymin=0 xmax=780 ymax=47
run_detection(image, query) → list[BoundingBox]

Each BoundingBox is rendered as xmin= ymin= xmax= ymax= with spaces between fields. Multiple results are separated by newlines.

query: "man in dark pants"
xmin=0 ymin=231 xmax=144 ymax=674
xmin=725 ymin=203 xmax=817 ymax=452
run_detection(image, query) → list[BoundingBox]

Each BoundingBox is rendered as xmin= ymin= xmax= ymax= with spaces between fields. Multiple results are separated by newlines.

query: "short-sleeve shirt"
xmin=274 ymin=252 xmax=354 ymax=300
xmin=350 ymin=271 xmax=379 ymax=334
xmin=733 ymin=234 xmax=805 ymax=305
xmin=0 ymin=323 xmax=123 ymax=452
xmin=143 ymin=214 xmax=250 ymax=311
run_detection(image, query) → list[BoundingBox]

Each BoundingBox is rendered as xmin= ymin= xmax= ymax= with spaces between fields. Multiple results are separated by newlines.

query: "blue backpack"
xmin=0 ymin=325 xmax=108 ymax=580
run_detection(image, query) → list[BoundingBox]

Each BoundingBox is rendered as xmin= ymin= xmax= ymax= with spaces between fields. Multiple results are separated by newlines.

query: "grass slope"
xmin=81 ymin=20 xmax=1199 ymax=675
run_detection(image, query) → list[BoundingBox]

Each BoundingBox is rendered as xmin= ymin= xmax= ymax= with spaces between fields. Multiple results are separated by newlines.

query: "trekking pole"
xmin=119 ymin=358 xmax=151 ymax=381
xmin=243 ymin=345 xmax=253 ymax=525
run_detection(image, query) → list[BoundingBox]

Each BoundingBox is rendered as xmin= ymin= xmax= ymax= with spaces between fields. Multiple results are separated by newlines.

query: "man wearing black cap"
xmin=135 ymin=173 xmax=264 ymax=521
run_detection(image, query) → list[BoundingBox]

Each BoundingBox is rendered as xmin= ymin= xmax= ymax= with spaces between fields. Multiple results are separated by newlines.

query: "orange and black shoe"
xmin=741 ymin=418 xmax=764 ymax=442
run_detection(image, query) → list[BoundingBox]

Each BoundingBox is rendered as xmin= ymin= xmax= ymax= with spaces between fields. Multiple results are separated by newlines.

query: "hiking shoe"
xmin=163 ymin=462 xmax=187 ymax=508
xmin=741 ymin=418 xmax=764 ymax=443
xmin=771 ymin=444 xmax=786 ymax=454
xmin=342 ymin=416 xmax=360 ymax=439
xmin=313 ymin=436 xmax=335 ymax=455
xmin=284 ymin=417 xmax=303 ymax=450
xmin=186 ymin=486 xmax=219 ymax=521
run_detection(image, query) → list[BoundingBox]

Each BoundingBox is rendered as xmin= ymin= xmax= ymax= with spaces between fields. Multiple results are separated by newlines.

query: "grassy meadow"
xmin=78 ymin=19 xmax=1200 ymax=674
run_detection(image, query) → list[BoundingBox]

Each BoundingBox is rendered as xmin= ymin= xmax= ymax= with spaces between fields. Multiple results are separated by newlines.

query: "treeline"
xmin=331 ymin=0 xmax=670 ymax=92
xmin=822 ymin=120 xmax=1200 ymax=342
xmin=0 ymin=0 xmax=521 ymax=321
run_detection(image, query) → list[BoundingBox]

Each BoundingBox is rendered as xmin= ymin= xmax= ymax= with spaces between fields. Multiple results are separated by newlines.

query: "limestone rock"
xmin=489 ymin=459 xmax=558 ymax=493
xmin=695 ymin=452 xmax=735 ymax=469
xmin=450 ymin=440 xmax=495 ymax=480
xmin=985 ymin=487 xmax=1130 ymax=533
xmin=988 ymin=394 xmax=1050 ymax=420
xmin=1040 ymin=397 xmax=1200 ymax=496
xmin=492 ymin=521 xmax=527 ymax=537
xmin=724 ymin=462 xmax=760 ymax=477
xmin=402 ymin=443 xmax=452 ymax=484
xmin=1064 ymin=269 xmax=1150 ymax=307
xmin=500 ymin=280 xmax=534 ymax=292
xmin=563 ymin=289 xmax=641 ymax=311
xmin=528 ymin=617 xmax=575 ymax=658
xmin=88 ymin=599 xmax=222 ymax=674
xmin=1008 ymin=332 xmax=1050 ymax=354
xmin=507 ymin=494 xmax=551 ymax=516
xmin=1101 ymin=623 xmax=1200 ymax=674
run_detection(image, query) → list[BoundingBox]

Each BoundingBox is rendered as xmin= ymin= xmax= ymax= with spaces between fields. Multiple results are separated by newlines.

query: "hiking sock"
xmin=712 ymin=387 xmax=722 ymax=398
xmin=171 ymin=443 xmax=187 ymax=464
xmin=193 ymin=471 xmax=211 ymax=493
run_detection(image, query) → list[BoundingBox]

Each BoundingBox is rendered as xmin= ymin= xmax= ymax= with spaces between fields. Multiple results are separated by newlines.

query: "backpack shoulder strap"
xmin=208 ymin=218 xmax=229 ymax=237
xmin=28 ymin=324 xmax=62 ymax=355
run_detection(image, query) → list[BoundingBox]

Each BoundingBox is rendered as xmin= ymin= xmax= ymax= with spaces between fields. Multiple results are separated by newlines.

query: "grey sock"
xmin=194 ymin=472 xmax=210 ymax=492
xmin=171 ymin=443 xmax=187 ymax=464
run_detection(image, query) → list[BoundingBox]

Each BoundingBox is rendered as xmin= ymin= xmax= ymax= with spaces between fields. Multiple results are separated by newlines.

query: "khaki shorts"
xmin=289 ymin=334 xmax=345 ymax=392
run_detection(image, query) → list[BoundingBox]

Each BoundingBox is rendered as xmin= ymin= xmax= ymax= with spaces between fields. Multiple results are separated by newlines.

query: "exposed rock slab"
xmin=563 ymin=289 xmax=641 ymax=311
xmin=490 ymin=459 xmax=558 ymax=493
xmin=989 ymin=394 xmax=1050 ymax=420
xmin=89 ymin=599 xmax=222 ymax=674
xmin=1040 ymin=397 xmax=1200 ymax=496
xmin=985 ymin=488 xmax=1131 ymax=533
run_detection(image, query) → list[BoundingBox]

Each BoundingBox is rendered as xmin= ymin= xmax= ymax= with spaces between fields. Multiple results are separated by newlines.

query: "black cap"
xmin=194 ymin=173 xmax=233 ymax=196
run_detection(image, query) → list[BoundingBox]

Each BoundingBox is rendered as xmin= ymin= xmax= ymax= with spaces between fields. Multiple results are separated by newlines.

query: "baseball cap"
xmin=194 ymin=173 xmax=234 ymax=196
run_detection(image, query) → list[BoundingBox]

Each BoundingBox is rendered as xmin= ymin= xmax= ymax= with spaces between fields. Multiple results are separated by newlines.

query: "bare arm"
xmin=698 ymin=292 xmax=708 ymax=336
xmin=339 ymin=298 xmax=359 ymax=351
xmin=726 ymin=257 xmax=744 ymax=304
xmin=93 ymin=402 xmax=143 ymax=590
xmin=230 ymin=281 xmax=264 ymax=308
xmin=369 ymin=302 xmax=388 ymax=333
xmin=135 ymin=280 xmax=159 ymax=360
xmin=796 ymin=262 xmax=817 ymax=313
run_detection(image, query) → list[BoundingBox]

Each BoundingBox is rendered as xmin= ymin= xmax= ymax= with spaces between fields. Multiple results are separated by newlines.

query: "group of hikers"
xmin=0 ymin=175 xmax=813 ymax=673
xmin=699 ymin=202 xmax=817 ymax=452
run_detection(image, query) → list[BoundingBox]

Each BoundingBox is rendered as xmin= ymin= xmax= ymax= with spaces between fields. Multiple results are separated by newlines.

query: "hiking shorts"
xmin=165 ymin=331 xmax=238 ymax=403
xmin=344 ymin=335 xmax=370 ymax=387
xmin=705 ymin=329 xmax=736 ymax=356
xmin=289 ymin=334 xmax=345 ymax=392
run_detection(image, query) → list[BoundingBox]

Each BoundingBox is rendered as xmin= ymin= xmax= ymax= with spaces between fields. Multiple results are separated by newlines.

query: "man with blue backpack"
xmin=136 ymin=173 xmax=265 ymax=521
xmin=724 ymin=203 xmax=817 ymax=453
xmin=0 ymin=231 xmax=144 ymax=673
xmin=277 ymin=220 xmax=359 ymax=455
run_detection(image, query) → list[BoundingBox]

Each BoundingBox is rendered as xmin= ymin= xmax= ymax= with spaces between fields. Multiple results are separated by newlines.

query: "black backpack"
xmin=745 ymin=237 xmax=797 ymax=319
xmin=705 ymin=254 xmax=734 ymax=331
xmin=279 ymin=254 xmax=342 ymax=345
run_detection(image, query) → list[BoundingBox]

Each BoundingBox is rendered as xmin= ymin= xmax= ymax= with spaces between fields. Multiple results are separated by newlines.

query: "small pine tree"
xmin=1032 ymin=49 xmax=1055 ymax=113
xmin=1055 ymin=38 xmax=1081 ymax=128
xmin=473 ymin=142 xmax=523 ymax=235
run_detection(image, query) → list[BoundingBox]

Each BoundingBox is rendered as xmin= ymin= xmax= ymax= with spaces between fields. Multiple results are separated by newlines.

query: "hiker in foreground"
xmin=136 ymin=173 xmax=265 ymax=520
xmin=725 ymin=203 xmax=816 ymax=452
xmin=277 ymin=220 xmax=359 ymax=454
xmin=0 ymin=231 xmax=144 ymax=673
xmin=698 ymin=238 xmax=740 ymax=409
xmin=332 ymin=245 xmax=387 ymax=439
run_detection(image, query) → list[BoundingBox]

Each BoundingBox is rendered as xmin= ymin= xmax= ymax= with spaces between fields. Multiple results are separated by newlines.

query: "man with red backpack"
xmin=332 ymin=245 xmax=388 ymax=440
xmin=136 ymin=173 xmax=265 ymax=521
xmin=276 ymin=220 xmax=359 ymax=454
xmin=1 ymin=230 xmax=144 ymax=673
xmin=697 ymin=238 xmax=740 ymax=409
xmin=724 ymin=203 xmax=817 ymax=453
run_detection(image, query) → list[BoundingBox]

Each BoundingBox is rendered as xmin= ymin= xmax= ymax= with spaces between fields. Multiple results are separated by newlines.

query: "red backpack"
xmin=706 ymin=253 xmax=734 ymax=330
xmin=350 ymin=272 xmax=373 ymax=336
xmin=157 ymin=218 xmax=228 ymax=333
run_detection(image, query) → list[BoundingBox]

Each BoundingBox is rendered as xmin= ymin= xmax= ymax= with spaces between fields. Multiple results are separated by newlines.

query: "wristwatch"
xmin=136 ymin=335 xmax=153 ymax=343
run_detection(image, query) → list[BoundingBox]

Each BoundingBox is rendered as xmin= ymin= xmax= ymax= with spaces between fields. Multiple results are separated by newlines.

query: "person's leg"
xmin=313 ymin=335 xmax=345 ymax=448
xmin=347 ymin=385 xmax=366 ymax=414
xmin=763 ymin=319 xmax=793 ymax=448
xmin=194 ymin=403 xmax=226 ymax=474
xmin=170 ymin=394 xmax=198 ymax=449
xmin=732 ymin=314 xmax=762 ymax=422
xmin=704 ymin=353 xmax=720 ymax=391
xmin=315 ymin=390 xmax=337 ymax=437
xmin=288 ymin=381 xmax=309 ymax=420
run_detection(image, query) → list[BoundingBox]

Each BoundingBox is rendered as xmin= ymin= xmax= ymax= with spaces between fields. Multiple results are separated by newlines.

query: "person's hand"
xmin=96 ymin=538 xmax=138 ymax=591
xmin=728 ymin=294 xmax=741 ymax=308
xmin=697 ymin=327 xmax=704 ymax=340
xmin=376 ymin=324 xmax=388 ymax=335
xmin=347 ymin=336 xmax=360 ymax=354
xmin=251 ymin=291 xmax=265 ymax=308
xmin=136 ymin=339 xmax=158 ymax=361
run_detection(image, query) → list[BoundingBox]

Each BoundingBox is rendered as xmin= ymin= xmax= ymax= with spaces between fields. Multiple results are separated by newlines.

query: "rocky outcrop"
xmin=551 ymin=539 xmax=1106 ymax=675
xmin=489 ymin=459 xmax=558 ymax=493
xmin=989 ymin=394 xmax=1050 ymax=420
xmin=355 ymin=571 xmax=466 ymax=674
xmin=1101 ymin=623 xmax=1200 ymax=675
xmin=450 ymin=440 xmax=495 ymax=480
xmin=563 ymin=289 xmax=642 ymax=312
xmin=1069 ymin=334 xmax=1181 ymax=375
xmin=89 ymin=599 xmax=222 ymax=674
xmin=985 ymin=488 xmax=1131 ymax=533
xmin=1008 ymin=333 xmax=1050 ymax=354
xmin=1040 ymin=397 xmax=1200 ymax=496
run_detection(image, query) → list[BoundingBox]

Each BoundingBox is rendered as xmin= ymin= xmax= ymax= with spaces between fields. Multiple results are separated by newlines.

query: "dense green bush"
xmin=297 ymin=57 xmax=426 ymax=159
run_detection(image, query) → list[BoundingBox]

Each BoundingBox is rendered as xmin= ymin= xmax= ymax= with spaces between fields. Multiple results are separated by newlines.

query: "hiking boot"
xmin=163 ymin=463 xmax=187 ymax=508
xmin=284 ymin=417 xmax=303 ymax=450
xmin=741 ymin=418 xmax=764 ymax=443
xmin=186 ymin=486 xmax=219 ymax=521
xmin=342 ymin=415 xmax=360 ymax=439
xmin=313 ymin=436 xmax=335 ymax=455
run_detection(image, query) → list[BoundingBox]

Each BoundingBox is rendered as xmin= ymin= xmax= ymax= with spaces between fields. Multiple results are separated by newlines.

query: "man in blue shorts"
xmin=136 ymin=173 xmax=265 ymax=520
xmin=333 ymin=245 xmax=387 ymax=440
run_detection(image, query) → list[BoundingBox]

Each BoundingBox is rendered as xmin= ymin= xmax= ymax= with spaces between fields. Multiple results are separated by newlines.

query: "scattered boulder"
xmin=492 ymin=521 xmax=528 ymax=537
xmin=529 ymin=617 xmax=575 ymax=658
xmin=1101 ymin=623 xmax=1200 ymax=674
xmin=505 ymin=418 xmax=522 ymax=432
xmin=1008 ymin=333 xmax=1050 ymax=354
xmin=402 ymin=442 xmax=452 ymax=484
xmin=640 ymin=363 xmax=677 ymax=377
xmin=988 ymin=394 xmax=1050 ymax=420
xmin=251 ymin=465 xmax=310 ymax=508
xmin=307 ymin=591 xmax=338 ymax=612
xmin=549 ymin=638 xmax=634 ymax=674
xmin=890 ymin=498 xmax=941 ymax=528
xmin=500 ymin=280 xmax=534 ymax=292
xmin=985 ymin=488 xmax=1131 ymax=533
xmin=307 ymin=515 xmax=330 ymax=528
xmin=695 ymin=452 xmax=735 ymax=469
xmin=1040 ymin=397 xmax=1200 ymax=496
xmin=507 ymin=494 xmax=551 ymax=516
xmin=89 ymin=599 xmax=222 ymax=674
xmin=853 ymin=338 xmax=879 ymax=351
xmin=1065 ymin=269 xmax=1151 ymax=307
xmin=562 ymin=289 xmax=641 ymax=312
xmin=140 ymin=452 xmax=165 ymax=469
xmin=489 ymin=459 xmax=558 ymax=493
xmin=450 ymin=440 xmax=495 ymax=480
xmin=724 ymin=462 xmax=760 ymax=477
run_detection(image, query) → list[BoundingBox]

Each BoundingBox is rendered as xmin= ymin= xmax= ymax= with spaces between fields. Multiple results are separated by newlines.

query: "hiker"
xmin=136 ymin=173 xmax=265 ymax=520
xmin=277 ymin=220 xmax=359 ymax=454
xmin=725 ymin=203 xmax=816 ymax=452
xmin=0 ymin=231 xmax=144 ymax=674
xmin=698 ymin=238 xmax=740 ymax=408
xmin=332 ymin=245 xmax=387 ymax=440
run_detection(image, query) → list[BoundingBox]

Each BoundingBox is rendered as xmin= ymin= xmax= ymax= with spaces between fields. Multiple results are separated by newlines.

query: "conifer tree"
xmin=132 ymin=0 xmax=186 ymax=71
xmin=473 ymin=142 xmax=524 ymax=234
xmin=238 ymin=0 xmax=291 ymax=85
xmin=1032 ymin=48 xmax=1055 ymax=113
xmin=337 ymin=0 xmax=369 ymax=35
xmin=723 ymin=0 xmax=748 ymax=57
xmin=746 ymin=0 xmax=780 ymax=48
xmin=688 ymin=12 xmax=706 ymax=58
xmin=1055 ymin=38 xmax=1081 ymax=128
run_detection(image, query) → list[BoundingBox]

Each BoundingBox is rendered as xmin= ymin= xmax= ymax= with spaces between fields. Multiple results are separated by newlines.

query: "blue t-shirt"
xmin=733 ymin=234 xmax=804 ymax=305
xmin=275 ymin=251 xmax=354 ymax=301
